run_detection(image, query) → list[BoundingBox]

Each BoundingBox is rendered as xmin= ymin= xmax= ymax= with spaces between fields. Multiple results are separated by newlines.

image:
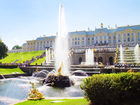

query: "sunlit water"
xmin=134 ymin=44 xmax=140 ymax=63
xmin=120 ymin=45 xmax=124 ymax=63
xmin=0 ymin=76 xmax=84 ymax=105
xmin=85 ymin=49 xmax=94 ymax=65
xmin=55 ymin=4 xmax=70 ymax=75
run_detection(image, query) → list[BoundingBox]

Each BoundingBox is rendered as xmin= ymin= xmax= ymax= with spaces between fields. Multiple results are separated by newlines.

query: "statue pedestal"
xmin=43 ymin=74 xmax=73 ymax=88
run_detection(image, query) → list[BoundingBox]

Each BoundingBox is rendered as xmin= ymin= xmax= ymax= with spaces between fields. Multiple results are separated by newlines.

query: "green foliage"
xmin=12 ymin=45 xmax=22 ymax=50
xmin=0 ymin=41 xmax=8 ymax=59
xmin=0 ymin=51 xmax=44 ymax=63
xmin=15 ymin=98 xmax=88 ymax=105
xmin=81 ymin=73 xmax=140 ymax=105
xmin=0 ymin=67 xmax=24 ymax=75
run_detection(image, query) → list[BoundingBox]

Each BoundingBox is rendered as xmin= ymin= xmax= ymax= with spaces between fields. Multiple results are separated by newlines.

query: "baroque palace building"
xmin=22 ymin=24 xmax=140 ymax=52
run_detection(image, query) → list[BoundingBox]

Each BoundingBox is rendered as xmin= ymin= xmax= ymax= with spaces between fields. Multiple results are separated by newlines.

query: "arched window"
xmin=79 ymin=57 xmax=82 ymax=64
xmin=98 ymin=57 xmax=103 ymax=63
xmin=113 ymin=36 xmax=116 ymax=44
xmin=109 ymin=57 xmax=113 ymax=65
xmin=118 ymin=34 xmax=121 ymax=42
xmin=138 ymin=32 xmax=140 ymax=41
xmin=94 ymin=57 xmax=96 ymax=62
xmin=131 ymin=33 xmax=134 ymax=41
xmin=108 ymin=36 xmax=111 ymax=44
xmin=127 ymin=33 xmax=130 ymax=42
xmin=123 ymin=33 xmax=126 ymax=42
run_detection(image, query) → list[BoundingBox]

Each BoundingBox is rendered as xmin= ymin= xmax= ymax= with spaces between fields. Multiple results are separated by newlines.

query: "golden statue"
xmin=69 ymin=48 xmax=74 ymax=55
xmin=101 ymin=23 xmax=103 ymax=28
xmin=28 ymin=82 xmax=45 ymax=100
xmin=35 ymin=67 xmax=39 ymax=72
xmin=99 ymin=62 xmax=104 ymax=68
xmin=57 ymin=62 xmax=63 ymax=75
xmin=93 ymin=49 xmax=96 ymax=52
xmin=125 ymin=47 xmax=129 ymax=50
xmin=115 ymin=57 xmax=117 ymax=64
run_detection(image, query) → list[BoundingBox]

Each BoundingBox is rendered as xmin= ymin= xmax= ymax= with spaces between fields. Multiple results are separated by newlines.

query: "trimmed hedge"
xmin=80 ymin=73 xmax=140 ymax=105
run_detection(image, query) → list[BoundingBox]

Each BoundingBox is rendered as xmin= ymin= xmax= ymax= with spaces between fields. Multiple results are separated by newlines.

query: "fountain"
xmin=55 ymin=4 xmax=69 ymax=75
xmin=43 ymin=4 xmax=73 ymax=88
xmin=33 ymin=70 xmax=49 ymax=78
xmin=120 ymin=45 xmax=124 ymax=63
xmin=134 ymin=44 xmax=140 ymax=63
xmin=0 ymin=4 xmax=85 ymax=105
xmin=116 ymin=44 xmax=140 ymax=67
xmin=85 ymin=49 xmax=94 ymax=65
xmin=28 ymin=82 xmax=45 ymax=100
xmin=46 ymin=48 xmax=50 ymax=64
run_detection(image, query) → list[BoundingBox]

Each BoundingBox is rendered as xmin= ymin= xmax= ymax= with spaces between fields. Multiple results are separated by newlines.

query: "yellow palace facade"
xmin=23 ymin=24 xmax=140 ymax=52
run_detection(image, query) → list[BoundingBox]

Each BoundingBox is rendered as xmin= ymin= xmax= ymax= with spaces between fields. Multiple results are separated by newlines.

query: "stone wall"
xmin=71 ymin=51 xmax=115 ymax=65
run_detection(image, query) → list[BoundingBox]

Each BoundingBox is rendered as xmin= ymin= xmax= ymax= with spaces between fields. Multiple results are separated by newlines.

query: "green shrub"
xmin=80 ymin=73 xmax=140 ymax=105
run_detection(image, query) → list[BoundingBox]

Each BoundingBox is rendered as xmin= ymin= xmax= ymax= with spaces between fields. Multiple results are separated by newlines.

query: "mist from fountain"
xmin=55 ymin=4 xmax=70 ymax=75
xmin=85 ymin=49 xmax=94 ymax=65
xmin=134 ymin=43 xmax=140 ymax=63
xmin=120 ymin=45 xmax=124 ymax=63
xmin=32 ymin=70 xmax=49 ymax=78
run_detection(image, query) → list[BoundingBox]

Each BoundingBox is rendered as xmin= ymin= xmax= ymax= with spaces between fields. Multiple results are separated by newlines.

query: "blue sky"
xmin=0 ymin=0 xmax=140 ymax=49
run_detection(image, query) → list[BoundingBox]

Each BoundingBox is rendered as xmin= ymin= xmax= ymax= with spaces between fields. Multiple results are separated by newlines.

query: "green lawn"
xmin=0 ymin=51 xmax=45 ymax=64
xmin=0 ymin=67 xmax=24 ymax=75
xmin=15 ymin=98 xmax=89 ymax=105
xmin=30 ymin=57 xmax=46 ymax=65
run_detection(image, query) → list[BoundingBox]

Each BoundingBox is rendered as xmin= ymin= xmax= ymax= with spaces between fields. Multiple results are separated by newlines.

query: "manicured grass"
xmin=0 ymin=67 xmax=24 ymax=75
xmin=31 ymin=57 xmax=46 ymax=65
xmin=0 ymin=51 xmax=45 ymax=64
xmin=15 ymin=98 xmax=89 ymax=105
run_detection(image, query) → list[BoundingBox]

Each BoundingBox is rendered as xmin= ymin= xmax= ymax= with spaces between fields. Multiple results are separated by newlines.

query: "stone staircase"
xmin=117 ymin=48 xmax=140 ymax=65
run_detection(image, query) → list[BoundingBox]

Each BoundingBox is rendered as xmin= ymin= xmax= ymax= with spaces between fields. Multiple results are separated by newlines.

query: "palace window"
xmin=127 ymin=33 xmax=130 ymax=42
xmin=113 ymin=36 xmax=116 ymax=44
xmin=88 ymin=41 xmax=90 ymax=45
xmin=96 ymin=41 xmax=98 ymax=44
xmin=118 ymin=34 xmax=121 ymax=42
xmin=92 ymin=37 xmax=94 ymax=45
xmin=138 ymin=32 xmax=140 ymax=41
xmin=78 ymin=41 xmax=80 ymax=45
xmin=82 ymin=41 xmax=84 ymax=46
xmin=104 ymin=36 xmax=107 ymax=43
xmin=78 ymin=37 xmax=80 ymax=40
xmin=123 ymin=33 xmax=126 ymax=42
xmin=92 ymin=41 xmax=94 ymax=45
xmin=131 ymin=33 xmax=134 ymax=41
xmin=96 ymin=36 xmax=98 ymax=44
xmin=82 ymin=37 xmax=84 ymax=40
xmin=100 ymin=36 xmax=102 ymax=41
xmin=72 ymin=41 xmax=74 ymax=46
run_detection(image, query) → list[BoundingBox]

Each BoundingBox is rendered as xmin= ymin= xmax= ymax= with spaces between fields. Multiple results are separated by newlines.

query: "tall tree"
xmin=12 ymin=45 xmax=22 ymax=50
xmin=0 ymin=41 xmax=8 ymax=59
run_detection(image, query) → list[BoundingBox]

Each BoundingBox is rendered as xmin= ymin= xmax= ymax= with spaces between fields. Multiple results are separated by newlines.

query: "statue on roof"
xmin=101 ymin=23 xmax=103 ymax=28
